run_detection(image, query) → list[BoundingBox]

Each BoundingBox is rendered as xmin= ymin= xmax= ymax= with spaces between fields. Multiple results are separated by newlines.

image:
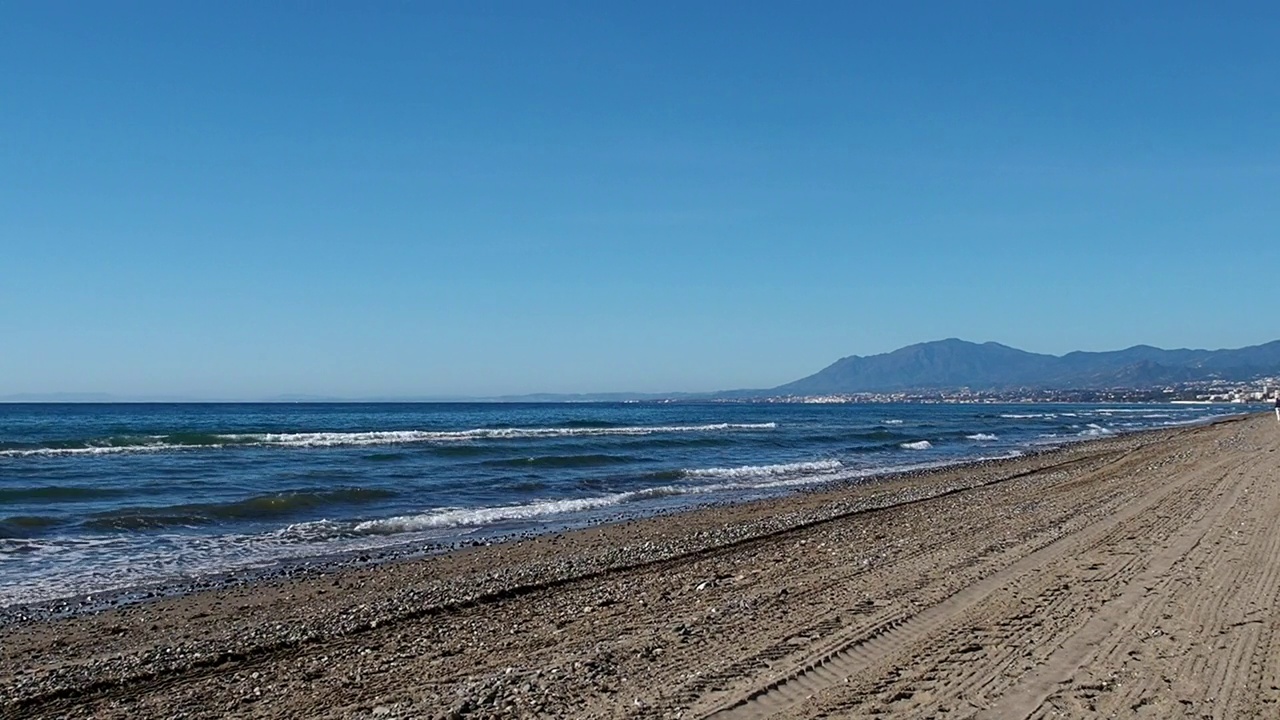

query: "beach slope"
xmin=3 ymin=414 xmax=1279 ymax=719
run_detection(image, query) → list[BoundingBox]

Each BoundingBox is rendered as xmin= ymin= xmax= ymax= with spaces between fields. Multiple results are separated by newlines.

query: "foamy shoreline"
xmin=2 ymin=415 xmax=1259 ymax=717
xmin=0 ymin=412 xmax=1241 ymax=621
xmin=5 ymin=414 xmax=1273 ymax=718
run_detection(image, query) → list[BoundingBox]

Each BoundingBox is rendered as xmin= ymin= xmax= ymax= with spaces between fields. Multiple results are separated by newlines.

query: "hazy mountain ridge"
xmin=775 ymin=338 xmax=1280 ymax=394
xmin=7 ymin=339 xmax=1278 ymax=403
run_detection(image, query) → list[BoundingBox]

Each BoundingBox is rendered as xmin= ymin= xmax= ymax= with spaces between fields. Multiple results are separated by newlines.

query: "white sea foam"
xmin=683 ymin=459 xmax=843 ymax=480
xmin=0 ymin=462 xmax=1092 ymax=605
xmin=1160 ymin=416 xmax=1224 ymax=428
xmin=0 ymin=423 xmax=779 ymax=459
xmin=0 ymin=444 xmax=183 ymax=458
xmin=351 ymin=494 xmax=640 ymax=534
xmin=1000 ymin=413 xmax=1052 ymax=419
xmin=344 ymin=484 xmax=748 ymax=536
xmin=0 ymin=444 xmax=1049 ymax=609
xmin=309 ymin=461 xmax=853 ymax=539
xmin=349 ymin=466 xmax=854 ymax=536
xmin=1094 ymin=407 xmax=1205 ymax=416
xmin=883 ymin=419 xmax=904 ymax=425
xmin=966 ymin=433 xmax=998 ymax=441
xmin=1078 ymin=424 xmax=1115 ymax=437
xmin=0 ymin=527 xmax=462 ymax=609
xmin=225 ymin=423 xmax=779 ymax=448
xmin=900 ymin=440 xmax=933 ymax=450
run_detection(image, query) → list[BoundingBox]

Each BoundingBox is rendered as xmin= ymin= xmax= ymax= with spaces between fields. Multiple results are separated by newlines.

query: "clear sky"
xmin=3 ymin=2 xmax=1278 ymax=399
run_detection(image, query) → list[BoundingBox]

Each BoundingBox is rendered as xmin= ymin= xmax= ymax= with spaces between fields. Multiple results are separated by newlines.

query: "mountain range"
xmin=773 ymin=339 xmax=1280 ymax=394
xmin=6 ymin=339 xmax=1278 ymax=403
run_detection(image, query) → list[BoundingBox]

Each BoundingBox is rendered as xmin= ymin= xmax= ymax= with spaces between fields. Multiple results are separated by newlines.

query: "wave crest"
xmin=82 ymin=487 xmax=398 ymax=531
xmin=1078 ymin=424 xmax=1115 ymax=437
xmin=236 ymin=423 xmax=777 ymax=448
xmin=0 ymin=423 xmax=778 ymax=458
xmin=683 ymin=459 xmax=842 ymax=480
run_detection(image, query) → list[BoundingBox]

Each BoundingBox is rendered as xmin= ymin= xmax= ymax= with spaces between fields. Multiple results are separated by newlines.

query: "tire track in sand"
xmin=784 ymin=441 xmax=1242 ymax=719
xmin=1024 ymin=429 xmax=1280 ymax=719
xmin=698 ymin=430 xmax=1246 ymax=720
xmin=977 ymin=446 xmax=1255 ymax=719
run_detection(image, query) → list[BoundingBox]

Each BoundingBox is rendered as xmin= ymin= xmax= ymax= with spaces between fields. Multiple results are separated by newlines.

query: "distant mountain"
xmin=774 ymin=339 xmax=1280 ymax=394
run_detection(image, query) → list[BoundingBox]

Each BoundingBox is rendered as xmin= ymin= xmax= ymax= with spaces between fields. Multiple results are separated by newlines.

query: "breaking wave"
xmin=288 ymin=460 xmax=851 ymax=538
xmin=236 ymin=423 xmax=777 ymax=447
xmin=81 ymin=488 xmax=398 ymax=532
xmin=0 ymin=423 xmax=778 ymax=458
xmin=1078 ymin=424 xmax=1115 ymax=437
xmin=347 ymin=494 xmax=655 ymax=535
xmin=682 ymin=459 xmax=843 ymax=480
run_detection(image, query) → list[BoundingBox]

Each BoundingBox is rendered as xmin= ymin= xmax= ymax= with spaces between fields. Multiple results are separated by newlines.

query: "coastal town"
xmin=760 ymin=376 xmax=1280 ymax=405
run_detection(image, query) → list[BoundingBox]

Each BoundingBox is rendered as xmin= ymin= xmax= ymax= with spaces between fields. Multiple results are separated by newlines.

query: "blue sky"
xmin=3 ymin=2 xmax=1278 ymax=398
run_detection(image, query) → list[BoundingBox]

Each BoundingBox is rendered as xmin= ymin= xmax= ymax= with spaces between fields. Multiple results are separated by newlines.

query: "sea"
xmin=0 ymin=401 xmax=1243 ymax=609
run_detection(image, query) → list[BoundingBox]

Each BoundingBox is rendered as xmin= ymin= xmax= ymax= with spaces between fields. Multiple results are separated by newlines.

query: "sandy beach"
xmin=3 ymin=412 xmax=1279 ymax=719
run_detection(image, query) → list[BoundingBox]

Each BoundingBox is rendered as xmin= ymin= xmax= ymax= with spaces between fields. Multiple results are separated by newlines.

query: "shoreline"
xmin=3 ymin=412 xmax=1273 ymax=718
xmin=0 ymin=413 xmax=1222 ymax=624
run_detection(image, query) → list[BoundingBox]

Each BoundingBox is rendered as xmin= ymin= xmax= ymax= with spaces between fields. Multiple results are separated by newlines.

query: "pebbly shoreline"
xmin=1 ymin=415 xmax=1263 ymax=719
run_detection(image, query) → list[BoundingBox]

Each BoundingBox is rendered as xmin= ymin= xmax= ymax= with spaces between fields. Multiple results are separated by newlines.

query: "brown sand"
xmin=3 ymin=413 xmax=1279 ymax=719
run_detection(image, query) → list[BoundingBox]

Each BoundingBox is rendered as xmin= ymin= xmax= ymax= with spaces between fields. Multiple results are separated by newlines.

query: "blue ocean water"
xmin=0 ymin=402 xmax=1240 ymax=607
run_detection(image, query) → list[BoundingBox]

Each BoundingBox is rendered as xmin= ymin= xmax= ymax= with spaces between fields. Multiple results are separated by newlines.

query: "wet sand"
xmin=3 ymin=413 xmax=1279 ymax=719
